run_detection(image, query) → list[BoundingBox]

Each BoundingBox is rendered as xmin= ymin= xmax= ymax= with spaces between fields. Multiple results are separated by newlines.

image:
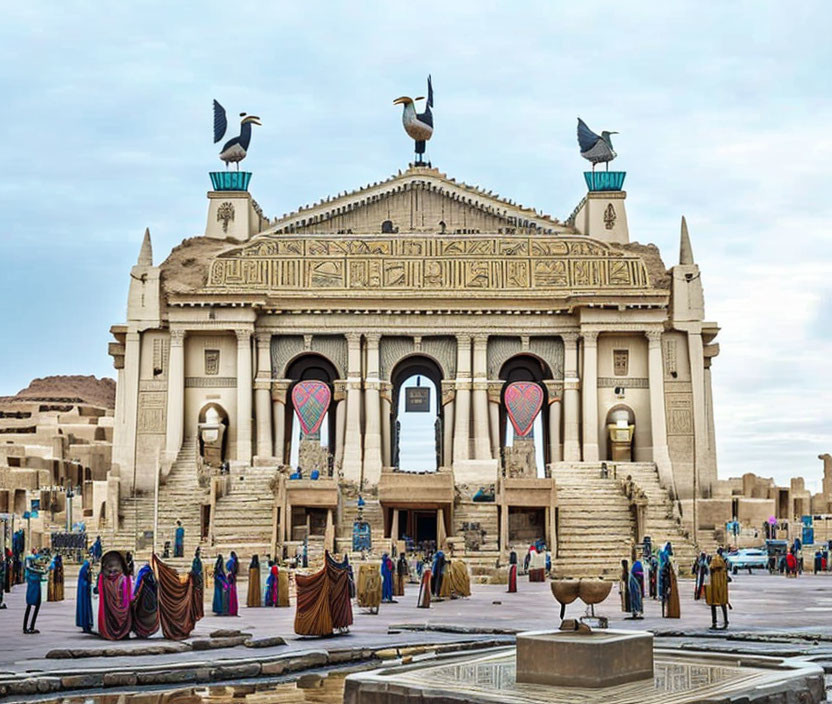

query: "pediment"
xmin=265 ymin=165 xmax=571 ymax=236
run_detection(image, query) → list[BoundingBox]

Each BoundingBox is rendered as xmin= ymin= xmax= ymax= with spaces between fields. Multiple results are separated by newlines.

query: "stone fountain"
xmin=344 ymin=579 xmax=826 ymax=704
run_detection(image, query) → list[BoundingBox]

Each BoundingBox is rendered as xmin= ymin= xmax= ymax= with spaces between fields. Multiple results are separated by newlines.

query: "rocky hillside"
xmin=2 ymin=375 xmax=116 ymax=409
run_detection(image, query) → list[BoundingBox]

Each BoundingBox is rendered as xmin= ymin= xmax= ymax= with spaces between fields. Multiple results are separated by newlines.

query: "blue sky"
xmin=1 ymin=3 xmax=830 ymax=488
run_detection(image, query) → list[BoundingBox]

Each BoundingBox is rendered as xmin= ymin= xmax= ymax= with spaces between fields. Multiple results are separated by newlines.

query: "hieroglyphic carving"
xmin=663 ymin=339 xmax=678 ymax=379
xmin=598 ymin=377 xmax=648 ymax=388
xmin=604 ymin=203 xmax=616 ymax=229
xmin=487 ymin=336 xmax=564 ymax=380
xmin=666 ymin=394 xmax=694 ymax=434
xmin=204 ymin=349 xmax=220 ymax=375
xmin=184 ymin=377 xmax=237 ymax=388
xmin=137 ymin=391 xmax=166 ymax=433
xmin=152 ymin=338 xmax=169 ymax=378
xmin=205 ymin=235 xmax=652 ymax=292
xmin=217 ymin=202 xmax=235 ymax=233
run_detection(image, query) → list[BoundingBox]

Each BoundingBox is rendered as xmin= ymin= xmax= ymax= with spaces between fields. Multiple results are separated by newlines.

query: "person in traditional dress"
xmin=174 ymin=521 xmax=185 ymax=558
xmin=247 ymin=555 xmax=262 ymax=607
xmin=619 ymin=559 xmax=630 ymax=613
xmin=265 ymin=564 xmax=279 ymax=607
xmin=191 ymin=547 xmax=204 ymax=619
xmin=693 ymin=552 xmax=708 ymax=600
xmin=23 ymin=552 xmax=46 ymax=634
xmin=507 ymin=551 xmax=518 ymax=593
xmin=706 ymin=548 xmax=730 ymax=629
xmin=3 ymin=548 xmax=12 ymax=595
xmin=786 ymin=549 xmax=798 ymax=578
xmin=90 ymin=536 xmax=103 ymax=564
xmin=381 ymin=553 xmax=394 ymax=603
xmin=12 ymin=534 xmax=23 ymax=584
xmin=628 ymin=560 xmax=644 ymax=619
xmin=226 ymin=551 xmax=239 ymax=616
xmin=125 ymin=552 xmax=135 ymax=577
xmin=430 ymin=551 xmax=446 ymax=598
xmin=47 ymin=553 xmax=64 ymax=602
xmin=76 ymin=559 xmax=94 ymax=633
xmin=212 ymin=554 xmax=229 ymax=615
xmin=648 ymin=552 xmax=658 ymax=599
xmin=417 ymin=562 xmax=432 ymax=608
xmin=131 ymin=563 xmax=160 ymax=638
xmin=660 ymin=543 xmax=680 ymax=619
xmin=394 ymin=553 xmax=408 ymax=597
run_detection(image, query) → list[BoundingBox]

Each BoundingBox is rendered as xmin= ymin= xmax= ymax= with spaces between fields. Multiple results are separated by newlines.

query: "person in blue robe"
xmin=628 ymin=560 xmax=644 ymax=619
xmin=380 ymin=553 xmax=394 ymax=603
xmin=23 ymin=553 xmax=46 ymax=634
xmin=212 ymin=554 xmax=228 ymax=615
xmin=430 ymin=550 xmax=446 ymax=597
xmin=174 ymin=521 xmax=185 ymax=558
xmin=76 ymin=560 xmax=94 ymax=632
xmin=90 ymin=536 xmax=103 ymax=564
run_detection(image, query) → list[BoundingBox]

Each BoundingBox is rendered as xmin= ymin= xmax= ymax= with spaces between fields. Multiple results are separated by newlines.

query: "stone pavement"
xmin=2 ymin=569 xmax=832 ymax=678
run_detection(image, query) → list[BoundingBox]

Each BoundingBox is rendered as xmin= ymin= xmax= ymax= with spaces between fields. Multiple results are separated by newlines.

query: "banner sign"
xmin=504 ymin=381 xmax=544 ymax=437
xmin=292 ymin=381 xmax=332 ymax=436
xmin=405 ymin=386 xmax=430 ymax=412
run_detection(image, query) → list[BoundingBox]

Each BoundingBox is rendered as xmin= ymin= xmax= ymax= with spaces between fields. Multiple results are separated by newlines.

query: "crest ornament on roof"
xmin=394 ymin=76 xmax=434 ymax=166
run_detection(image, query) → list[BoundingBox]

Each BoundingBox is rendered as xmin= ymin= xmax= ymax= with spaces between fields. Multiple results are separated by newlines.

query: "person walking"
xmin=75 ymin=560 xmax=94 ymax=632
xmin=23 ymin=551 xmax=46 ymax=634
xmin=706 ymin=548 xmax=730 ymax=629
xmin=174 ymin=521 xmax=185 ymax=558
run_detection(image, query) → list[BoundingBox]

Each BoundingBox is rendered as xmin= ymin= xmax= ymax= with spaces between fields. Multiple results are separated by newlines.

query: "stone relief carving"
xmin=204 ymin=349 xmax=220 ymax=375
xmin=270 ymin=335 xmax=345 ymax=379
xmin=663 ymin=339 xmax=678 ymax=379
xmin=598 ymin=377 xmax=648 ymax=389
xmin=217 ymin=202 xmax=235 ymax=233
xmin=504 ymin=437 xmax=537 ymax=478
xmin=137 ymin=391 xmax=166 ymax=434
xmin=271 ymin=336 xmax=305 ymax=378
xmin=604 ymin=203 xmax=616 ymax=230
xmin=184 ymin=377 xmax=236 ymax=388
xmin=666 ymin=394 xmax=694 ymax=434
xmin=206 ymin=235 xmax=651 ymax=292
xmin=310 ymin=335 xmax=346 ymax=378
xmin=298 ymin=438 xmax=330 ymax=474
xmin=152 ymin=338 xmax=169 ymax=378
xmin=487 ymin=336 xmax=564 ymax=380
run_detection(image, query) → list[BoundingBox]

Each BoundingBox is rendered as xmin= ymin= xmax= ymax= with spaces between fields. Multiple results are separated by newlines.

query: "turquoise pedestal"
xmin=210 ymin=171 xmax=252 ymax=191
xmin=584 ymin=171 xmax=626 ymax=191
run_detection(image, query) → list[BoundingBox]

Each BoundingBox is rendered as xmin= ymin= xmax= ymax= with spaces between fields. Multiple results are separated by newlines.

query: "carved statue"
xmin=393 ymin=76 xmax=434 ymax=165
xmin=577 ymin=118 xmax=618 ymax=172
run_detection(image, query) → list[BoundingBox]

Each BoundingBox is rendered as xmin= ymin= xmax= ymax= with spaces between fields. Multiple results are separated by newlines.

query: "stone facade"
xmin=106 ymin=164 xmax=722 ymax=572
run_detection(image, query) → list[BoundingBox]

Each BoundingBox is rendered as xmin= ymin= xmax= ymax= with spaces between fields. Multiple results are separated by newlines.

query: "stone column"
xmin=437 ymin=507 xmax=447 ymax=548
xmin=333 ymin=380 xmax=347 ymax=474
xmin=487 ymin=382 xmax=502 ymax=464
xmin=165 ymin=329 xmax=185 ymax=464
xmin=363 ymin=334 xmax=383 ymax=486
xmin=452 ymin=334 xmax=472 ymax=462
xmin=500 ymin=500 xmax=509 ymax=554
xmin=254 ymin=332 xmax=273 ymax=459
xmin=342 ymin=333 xmax=363 ymax=484
xmin=472 ymin=334 xmax=491 ymax=460
xmin=561 ymin=333 xmax=581 ymax=461
xmin=391 ymin=508 xmax=399 ymax=542
xmin=380 ymin=382 xmax=392 ymax=468
xmin=543 ymin=381 xmax=563 ymax=464
xmin=688 ymin=330 xmax=708 ymax=499
xmin=235 ymin=329 xmax=253 ymax=463
xmin=441 ymin=381 xmax=455 ymax=468
xmin=646 ymin=330 xmax=673 ymax=489
xmin=271 ymin=380 xmax=290 ymax=465
xmin=581 ymin=331 xmax=599 ymax=462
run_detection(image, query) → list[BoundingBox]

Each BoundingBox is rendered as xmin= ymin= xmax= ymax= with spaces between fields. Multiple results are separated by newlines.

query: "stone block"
xmin=244 ymin=636 xmax=287 ymax=648
xmin=103 ymin=672 xmax=138 ymax=687
xmin=61 ymin=673 xmax=104 ymax=689
xmin=515 ymin=629 xmax=653 ymax=688
xmin=211 ymin=663 xmax=261 ymax=680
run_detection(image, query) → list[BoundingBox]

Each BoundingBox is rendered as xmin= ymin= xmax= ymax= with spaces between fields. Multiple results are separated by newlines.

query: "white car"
xmin=725 ymin=548 xmax=768 ymax=573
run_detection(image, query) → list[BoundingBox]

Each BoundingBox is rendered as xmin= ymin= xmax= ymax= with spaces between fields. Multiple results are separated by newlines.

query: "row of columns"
xmin=162 ymin=326 xmax=672 ymax=480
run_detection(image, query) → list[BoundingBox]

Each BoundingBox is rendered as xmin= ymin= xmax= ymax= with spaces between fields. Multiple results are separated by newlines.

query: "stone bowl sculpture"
xmin=551 ymin=578 xmax=613 ymax=630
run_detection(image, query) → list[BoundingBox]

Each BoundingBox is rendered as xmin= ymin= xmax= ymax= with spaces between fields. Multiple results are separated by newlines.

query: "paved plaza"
xmin=3 ymin=569 xmax=832 ymax=679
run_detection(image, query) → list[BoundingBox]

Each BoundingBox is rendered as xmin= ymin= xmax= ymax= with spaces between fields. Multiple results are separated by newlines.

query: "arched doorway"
xmin=198 ymin=402 xmax=229 ymax=468
xmin=604 ymin=405 xmax=635 ymax=462
xmin=389 ymin=355 xmax=444 ymax=472
xmin=284 ymin=353 xmax=338 ymax=475
xmin=499 ymin=354 xmax=552 ymax=478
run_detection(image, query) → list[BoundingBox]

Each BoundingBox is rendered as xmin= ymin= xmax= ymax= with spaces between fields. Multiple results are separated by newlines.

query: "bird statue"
xmin=213 ymin=100 xmax=261 ymax=170
xmin=577 ymin=117 xmax=618 ymax=172
xmin=393 ymin=75 xmax=434 ymax=165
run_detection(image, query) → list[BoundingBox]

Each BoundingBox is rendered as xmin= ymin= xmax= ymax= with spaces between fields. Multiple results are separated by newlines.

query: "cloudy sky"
xmin=1 ymin=3 xmax=829 ymax=488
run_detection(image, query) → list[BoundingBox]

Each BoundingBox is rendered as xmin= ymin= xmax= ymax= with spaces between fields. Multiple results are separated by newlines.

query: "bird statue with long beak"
xmin=577 ymin=117 xmax=618 ymax=172
xmin=213 ymin=100 xmax=261 ymax=170
xmin=394 ymin=75 xmax=434 ymax=165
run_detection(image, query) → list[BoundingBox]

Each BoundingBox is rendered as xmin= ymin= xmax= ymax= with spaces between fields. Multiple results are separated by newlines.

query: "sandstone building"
xmin=105 ymin=160 xmax=724 ymax=577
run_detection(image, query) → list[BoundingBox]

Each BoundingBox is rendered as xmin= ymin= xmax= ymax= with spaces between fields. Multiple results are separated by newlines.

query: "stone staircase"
xmin=212 ymin=465 xmax=276 ymax=555
xmin=624 ymin=462 xmax=699 ymax=572
xmin=551 ymin=463 xmax=635 ymax=579
xmin=336 ymin=494 xmax=386 ymax=558
xmin=451 ymin=501 xmax=501 ymax=582
xmin=155 ymin=438 xmax=206 ymax=558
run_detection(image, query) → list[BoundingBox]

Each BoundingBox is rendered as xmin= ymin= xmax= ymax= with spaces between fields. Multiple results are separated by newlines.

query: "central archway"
xmin=283 ymin=353 xmax=339 ymax=473
xmin=499 ymin=354 xmax=552 ymax=477
xmin=389 ymin=355 xmax=444 ymax=472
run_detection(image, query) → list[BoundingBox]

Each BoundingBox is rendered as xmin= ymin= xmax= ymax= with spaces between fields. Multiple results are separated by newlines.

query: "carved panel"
xmin=271 ymin=336 xmax=305 ymax=379
xmin=311 ymin=335 xmax=347 ymax=378
xmin=487 ymin=337 xmax=521 ymax=379
xmin=152 ymin=339 xmax=169 ymax=379
xmin=205 ymin=235 xmax=652 ymax=293
xmin=488 ymin=336 xmax=563 ymax=380
xmin=663 ymin=339 xmax=678 ymax=379
xmin=204 ymin=349 xmax=220 ymax=376
xmin=380 ymin=337 xmax=414 ymax=380
xmin=666 ymin=394 xmax=694 ymax=434
xmin=421 ymin=336 xmax=456 ymax=380
xmin=137 ymin=391 xmax=166 ymax=434
xmin=529 ymin=337 xmax=564 ymax=379
xmin=184 ymin=377 xmax=237 ymax=388
xmin=598 ymin=377 xmax=648 ymax=388
xmin=613 ymin=349 xmax=629 ymax=376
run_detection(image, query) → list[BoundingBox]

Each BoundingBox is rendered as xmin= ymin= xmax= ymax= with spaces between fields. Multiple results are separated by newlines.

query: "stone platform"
xmin=345 ymin=647 xmax=825 ymax=704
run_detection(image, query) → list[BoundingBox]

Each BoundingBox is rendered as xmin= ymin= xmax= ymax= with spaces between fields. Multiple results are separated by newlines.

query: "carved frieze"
xmin=598 ymin=377 xmax=648 ymax=389
xmin=205 ymin=235 xmax=651 ymax=293
xmin=184 ymin=377 xmax=237 ymax=388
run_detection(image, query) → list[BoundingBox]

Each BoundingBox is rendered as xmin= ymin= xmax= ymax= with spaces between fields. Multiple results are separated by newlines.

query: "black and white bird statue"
xmin=213 ymin=100 xmax=261 ymax=170
xmin=577 ymin=118 xmax=618 ymax=171
xmin=394 ymin=76 xmax=434 ymax=165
